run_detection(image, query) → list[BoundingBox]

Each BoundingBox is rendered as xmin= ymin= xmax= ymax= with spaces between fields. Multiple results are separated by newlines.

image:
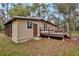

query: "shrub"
xmin=0 ymin=25 xmax=4 ymax=32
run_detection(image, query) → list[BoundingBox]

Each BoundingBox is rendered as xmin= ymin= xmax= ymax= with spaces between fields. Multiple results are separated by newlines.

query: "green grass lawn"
xmin=0 ymin=33 xmax=79 ymax=56
xmin=64 ymin=48 xmax=79 ymax=56
xmin=0 ymin=34 xmax=32 ymax=56
xmin=64 ymin=31 xmax=79 ymax=56
xmin=72 ymin=31 xmax=79 ymax=36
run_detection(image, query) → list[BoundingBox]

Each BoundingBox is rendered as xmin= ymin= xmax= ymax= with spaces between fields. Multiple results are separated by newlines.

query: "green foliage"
xmin=9 ymin=3 xmax=48 ymax=17
xmin=76 ymin=28 xmax=79 ymax=31
xmin=30 ymin=3 xmax=48 ymax=17
xmin=8 ymin=4 xmax=30 ymax=17
xmin=55 ymin=3 xmax=76 ymax=14
xmin=31 ymin=3 xmax=40 ymax=12
xmin=55 ymin=3 xmax=77 ymax=37
xmin=0 ymin=25 xmax=4 ymax=32
xmin=76 ymin=26 xmax=79 ymax=31
xmin=55 ymin=4 xmax=68 ymax=14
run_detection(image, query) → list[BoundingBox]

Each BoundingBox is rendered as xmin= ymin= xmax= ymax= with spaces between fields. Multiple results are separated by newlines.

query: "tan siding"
xmin=12 ymin=19 xmax=57 ymax=42
xmin=17 ymin=20 xmax=45 ymax=41
xmin=38 ymin=21 xmax=57 ymax=34
xmin=12 ymin=20 xmax=18 ymax=43
xmin=5 ymin=22 xmax=12 ymax=37
xmin=17 ymin=20 xmax=33 ymax=40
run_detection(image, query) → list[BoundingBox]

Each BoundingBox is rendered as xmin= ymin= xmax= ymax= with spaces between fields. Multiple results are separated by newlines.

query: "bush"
xmin=76 ymin=27 xmax=79 ymax=31
xmin=0 ymin=25 xmax=4 ymax=32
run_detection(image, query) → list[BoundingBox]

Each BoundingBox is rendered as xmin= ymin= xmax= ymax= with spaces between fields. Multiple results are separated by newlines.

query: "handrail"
xmin=40 ymin=27 xmax=65 ymax=41
xmin=40 ymin=27 xmax=65 ymax=34
xmin=40 ymin=27 xmax=64 ymax=31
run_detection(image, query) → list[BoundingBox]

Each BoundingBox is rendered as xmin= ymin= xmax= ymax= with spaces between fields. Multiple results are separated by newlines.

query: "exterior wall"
xmin=12 ymin=20 xmax=18 ymax=43
xmin=17 ymin=20 xmax=33 ymax=41
xmin=11 ymin=19 xmax=57 ymax=43
xmin=5 ymin=22 xmax=12 ymax=37
xmin=17 ymin=19 xmax=44 ymax=41
xmin=39 ymin=21 xmax=57 ymax=34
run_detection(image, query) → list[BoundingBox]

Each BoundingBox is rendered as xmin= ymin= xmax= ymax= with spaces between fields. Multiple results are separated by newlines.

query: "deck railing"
xmin=40 ymin=27 xmax=65 ymax=35
xmin=40 ymin=27 xmax=65 ymax=41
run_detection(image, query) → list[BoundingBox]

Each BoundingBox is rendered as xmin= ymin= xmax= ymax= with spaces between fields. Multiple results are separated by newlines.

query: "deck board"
xmin=40 ymin=27 xmax=66 ymax=38
xmin=40 ymin=33 xmax=64 ymax=38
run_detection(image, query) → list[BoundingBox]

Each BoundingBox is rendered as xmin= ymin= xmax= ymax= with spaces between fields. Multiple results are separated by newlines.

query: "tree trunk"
xmin=68 ymin=21 xmax=72 ymax=38
xmin=68 ymin=12 xmax=72 ymax=38
xmin=6 ymin=3 xmax=9 ymax=20
xmin=66 ymin=22 xmax=70 ymax=34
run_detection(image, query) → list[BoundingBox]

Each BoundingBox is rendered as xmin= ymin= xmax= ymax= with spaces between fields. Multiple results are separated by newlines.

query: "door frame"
xmin=33 ymin=23 xmax=38 ymax=37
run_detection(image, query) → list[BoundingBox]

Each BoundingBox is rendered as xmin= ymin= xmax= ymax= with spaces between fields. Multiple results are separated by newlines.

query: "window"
xmin=44 ymin=23 xmax=47 ymax=31
xmin=27 ymin=21 xmax=32 ymax=29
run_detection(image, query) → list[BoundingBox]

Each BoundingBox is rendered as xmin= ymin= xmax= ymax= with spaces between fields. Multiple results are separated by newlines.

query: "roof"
xmin=4 ymin=16 xmax=57 ymax=26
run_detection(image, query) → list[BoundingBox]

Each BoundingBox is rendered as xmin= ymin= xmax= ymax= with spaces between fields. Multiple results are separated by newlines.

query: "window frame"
xmin=27 ymin=21 xmax=32 ymax=29
xmin=44 ymin=23 xmax=47 ymax=31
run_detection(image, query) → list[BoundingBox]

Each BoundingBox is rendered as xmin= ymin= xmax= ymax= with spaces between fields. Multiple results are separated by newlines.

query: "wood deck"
xmin=40 ymin=33 xmax=64 ymax=38
xmin=40 ymin=27 xmax=66 ymax=39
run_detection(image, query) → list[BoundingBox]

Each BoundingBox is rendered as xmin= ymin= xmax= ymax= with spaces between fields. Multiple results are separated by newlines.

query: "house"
xmin=4 ymin=16 xmax=57 ymax=43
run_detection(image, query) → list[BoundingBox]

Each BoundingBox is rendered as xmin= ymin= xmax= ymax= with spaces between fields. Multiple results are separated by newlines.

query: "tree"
xmin=30 ymin=3 xmax=48 ymax=18
xmin=8 ymin=3 xmax=30 ymax=17
xmin=55 ymin=3 xmax=77 ymax=37
xmin=1 ymin=3 xmax=10 ymax=20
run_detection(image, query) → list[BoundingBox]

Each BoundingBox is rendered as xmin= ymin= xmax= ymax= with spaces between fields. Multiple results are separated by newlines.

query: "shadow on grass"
xmin=40 ymin=35 xmax=62 ymax=40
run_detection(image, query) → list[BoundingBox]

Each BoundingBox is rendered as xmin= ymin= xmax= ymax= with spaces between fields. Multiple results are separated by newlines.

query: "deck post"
xmin=39 ymin=28 xmax=41 ymax=38
xmin=48 ymin=27 xmax=50 ymax=39
xmin=48 ymin=36 xmax=50 ymax=39
xmin=62 ymin=37 xmax=65 ymax=41
xmin=40 ymin=28 xmax=41 ymax=36
xmin=62 ymin=29 xmax=65 ymax=41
